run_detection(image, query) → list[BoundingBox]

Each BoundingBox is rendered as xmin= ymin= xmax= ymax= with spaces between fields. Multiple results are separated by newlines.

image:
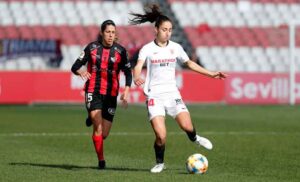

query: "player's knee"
xmin=156 ymin=135 xmax=166 ymax=145
xmin=181 ymin=123 xmax=193 ymax=132
xmin=93 ymin=124 xmax=102 ymax=134
xmin=102 ymin=133 xmax=109 ymax=139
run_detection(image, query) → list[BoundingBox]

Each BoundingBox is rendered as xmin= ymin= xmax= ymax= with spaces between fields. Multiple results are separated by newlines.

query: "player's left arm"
xmin=120 ymin=49 xmax=132 ymax=108
xmin=184 ymin=60 xmax=227 ymax=79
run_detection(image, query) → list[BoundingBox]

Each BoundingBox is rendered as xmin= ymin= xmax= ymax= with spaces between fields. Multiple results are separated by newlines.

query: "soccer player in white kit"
xmin=130 ymin=5 xmax=227 ymax=173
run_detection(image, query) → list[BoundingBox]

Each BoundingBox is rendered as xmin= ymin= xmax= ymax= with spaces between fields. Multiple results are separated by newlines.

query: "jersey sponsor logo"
xmin=92 ymin=65 xmax=97 ymax=71
xmin=151 ymin=59 xmax=176 ymax=64
xmin=91 ymin=52 xmax=101 ymax=59
xmin=108 ymin=108 xmax=115 ymax=115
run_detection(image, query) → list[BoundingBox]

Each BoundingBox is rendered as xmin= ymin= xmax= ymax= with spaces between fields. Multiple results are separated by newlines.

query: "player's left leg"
xmin=175 ymin=112 xmax=213 ymax=150
xmin=102 ymin=119 xmax=113 ymax=139
xmin=85 ymin=116 xmax=92 ymax=127
xmin=90 ymin=109 xmax=106 ymax=169
xmin=95 ymin=119 xmax=112 ymax=169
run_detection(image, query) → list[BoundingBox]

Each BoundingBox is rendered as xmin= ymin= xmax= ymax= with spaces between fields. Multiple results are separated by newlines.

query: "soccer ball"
xmin=186 ymin=153 xmax=208 ymax=174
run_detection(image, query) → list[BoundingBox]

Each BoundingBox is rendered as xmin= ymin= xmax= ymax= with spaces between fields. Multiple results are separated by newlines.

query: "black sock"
xmin=186 ymin=128 xmax=197 ymax=142
xmin=154 ymin=143 xmax=165 ymax=164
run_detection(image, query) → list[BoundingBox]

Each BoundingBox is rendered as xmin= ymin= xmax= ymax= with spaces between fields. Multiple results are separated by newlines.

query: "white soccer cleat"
xmin=195 ymin=135 xmax=213 ymax=150
xmin=150 ymin=163 xmax=166 ymax=173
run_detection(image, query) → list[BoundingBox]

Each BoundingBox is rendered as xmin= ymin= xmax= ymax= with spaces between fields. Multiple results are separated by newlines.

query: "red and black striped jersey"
xmin=71 ymin=41 xmax=132 ymax=96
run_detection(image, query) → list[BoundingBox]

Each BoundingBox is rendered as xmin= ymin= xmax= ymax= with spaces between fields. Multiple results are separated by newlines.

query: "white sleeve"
xmin=138 ymin=46 xmax=147 ymax=62
xmin=177 ymin=45 xmax=190 ymax=64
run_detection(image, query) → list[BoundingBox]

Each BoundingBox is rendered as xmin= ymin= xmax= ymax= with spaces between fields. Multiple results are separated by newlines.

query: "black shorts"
xmin=85 ymin=93 xmax=117 ymax=122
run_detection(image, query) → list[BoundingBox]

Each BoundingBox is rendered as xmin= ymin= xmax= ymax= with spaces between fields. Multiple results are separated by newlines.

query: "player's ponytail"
xmin=129 ymin=4 xmax=172 ymax=28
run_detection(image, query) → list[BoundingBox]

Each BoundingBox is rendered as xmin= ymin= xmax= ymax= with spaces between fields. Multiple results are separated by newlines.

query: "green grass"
xmin=0 ymin=105 xmax=300 ymax=182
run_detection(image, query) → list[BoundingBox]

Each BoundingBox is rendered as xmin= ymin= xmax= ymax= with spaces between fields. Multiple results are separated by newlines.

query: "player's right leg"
xmin=147 ymin=97 xmax=167 ymax=173
xmin=150 ymin=116 xmax=167 ymax=173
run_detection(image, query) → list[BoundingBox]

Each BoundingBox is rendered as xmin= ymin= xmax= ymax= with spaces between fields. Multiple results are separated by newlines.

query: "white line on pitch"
xmin=0 ymin=131 xmax=299 ymax=137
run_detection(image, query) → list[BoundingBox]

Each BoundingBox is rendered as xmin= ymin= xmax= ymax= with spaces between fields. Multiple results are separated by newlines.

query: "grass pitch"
xmin=0 ymin=105 xmax=300 ymax=182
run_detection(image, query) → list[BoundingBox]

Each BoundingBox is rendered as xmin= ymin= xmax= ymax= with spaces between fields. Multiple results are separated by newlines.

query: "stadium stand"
xmin=170 ymin=0 xmax=300 ymax=72
xmin=0 ymin=0 xmax=149 ymax=70
xmin=0 ymin=0 xmax=299 ymax=72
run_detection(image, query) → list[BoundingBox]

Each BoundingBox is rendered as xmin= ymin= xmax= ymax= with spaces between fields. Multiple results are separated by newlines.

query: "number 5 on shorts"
xmin=86 ymin=93 xmax=93 ymax=102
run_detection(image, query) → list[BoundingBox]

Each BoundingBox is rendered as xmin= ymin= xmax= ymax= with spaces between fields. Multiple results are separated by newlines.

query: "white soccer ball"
xmin=186 ymin=153 xmax=208 ymax=174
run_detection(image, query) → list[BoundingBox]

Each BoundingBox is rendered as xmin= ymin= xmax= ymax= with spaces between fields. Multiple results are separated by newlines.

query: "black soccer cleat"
xmin=98 ymin=160 xmax=106 ymax=169
xmin=85 ymin=117 xmax=92 ymax=127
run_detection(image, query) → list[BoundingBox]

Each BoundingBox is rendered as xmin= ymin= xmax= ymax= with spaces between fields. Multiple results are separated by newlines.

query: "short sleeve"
xmin=138 ymin=46 xmax=147 ymax=62
xmin=78 ymin=46 xmax=90 ymax=63
xmin=177 ymin=45 xmax=190 ymax=64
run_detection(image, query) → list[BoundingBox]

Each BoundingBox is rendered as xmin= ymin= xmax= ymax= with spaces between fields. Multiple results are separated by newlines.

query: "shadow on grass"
xmin=9 ymin=162 xmax=149 ymax=172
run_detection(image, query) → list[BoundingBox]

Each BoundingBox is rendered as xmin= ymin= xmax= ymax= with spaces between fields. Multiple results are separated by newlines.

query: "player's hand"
xmin=134 ymin=77 xmax=145 ymax=86
xmin=120 ymin=93 xmax=128 ymax=109
xmin=211 ymin=72 xmax=228 ymax=80
xmin=79 ymin=70 xmax=91 ymax=80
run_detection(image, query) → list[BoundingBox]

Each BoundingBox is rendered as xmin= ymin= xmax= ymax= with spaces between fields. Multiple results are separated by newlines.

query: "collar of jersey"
xmin=99 ymin=41 xmax=114 ymax=49
xmin=154 ymin=39 xmax=169 ymax=47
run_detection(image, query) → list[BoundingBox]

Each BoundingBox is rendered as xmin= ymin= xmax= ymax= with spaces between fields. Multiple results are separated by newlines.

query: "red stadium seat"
xmin=32 ymin=26 xmax=48 ymax=40
xmin=45 ymin=26 xmax=61 ymax=40
xmin=4 ymin=26 xmax=20 ymax=39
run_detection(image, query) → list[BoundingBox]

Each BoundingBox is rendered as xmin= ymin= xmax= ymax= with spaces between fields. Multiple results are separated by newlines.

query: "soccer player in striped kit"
xmin=71 ymin=20 xmax=132 ymax=169
xmin=130 ymin=5 xmax=227 ymax=173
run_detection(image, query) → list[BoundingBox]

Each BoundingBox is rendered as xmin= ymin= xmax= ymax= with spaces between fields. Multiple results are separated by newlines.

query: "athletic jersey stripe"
xmin=94 ymin=47 xmax=102 ymax=94
xmin=100 ymin=48 xmax=109 ymax=94
xmin=111 ymin=50 xmax=121 ymax=96
xmin=85 ymin=53 xmax=92 ymax=92
xmin=106 ymin=47 xmax=115 ymax=96
xmin=87 ymin=48 xmax=98 ymax=93
xmin=77 ymin=41 xmax=131 ymax=96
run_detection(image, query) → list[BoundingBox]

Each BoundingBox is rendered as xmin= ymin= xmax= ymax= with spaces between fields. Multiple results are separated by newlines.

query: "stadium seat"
xmin=1 ymin=0 xmax=299 ymax=72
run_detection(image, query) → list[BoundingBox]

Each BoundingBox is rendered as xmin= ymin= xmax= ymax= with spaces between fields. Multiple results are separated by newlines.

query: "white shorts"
xmin=146 ymin=92 xmax=189 ymax=121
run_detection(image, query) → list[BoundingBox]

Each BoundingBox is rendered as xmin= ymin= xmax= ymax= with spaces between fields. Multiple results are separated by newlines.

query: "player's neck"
xmin=154 ymin=39 xmax=169 ymax=47
xmin=102 ymin=41 xmax=113 ymax=48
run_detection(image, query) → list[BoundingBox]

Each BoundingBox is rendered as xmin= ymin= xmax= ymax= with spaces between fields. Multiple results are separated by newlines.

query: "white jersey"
xmin=138 ymin=40 xmax=189 ymax=96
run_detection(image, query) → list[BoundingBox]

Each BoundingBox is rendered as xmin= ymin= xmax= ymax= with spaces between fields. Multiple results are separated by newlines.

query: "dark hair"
xmin=101 ymin=19 xmax=116 ymax=32
xmin=129 ymin=4 xmax=171 ymax=28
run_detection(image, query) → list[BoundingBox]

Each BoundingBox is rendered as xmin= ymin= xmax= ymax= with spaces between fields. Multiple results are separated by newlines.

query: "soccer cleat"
xmin=150 ymin=163 xmax=166 ymax=173
xmin=194 ymin=135 xmax=213 ymax=150
xmin=98 ymin=160 xmax=106 ymax=169
xmin=85 ymin=117 xmax=92 ymax=127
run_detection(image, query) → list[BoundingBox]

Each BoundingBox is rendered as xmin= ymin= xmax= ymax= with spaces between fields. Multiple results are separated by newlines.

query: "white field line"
xmin=0 ymin=131 xmax=299 ymax=137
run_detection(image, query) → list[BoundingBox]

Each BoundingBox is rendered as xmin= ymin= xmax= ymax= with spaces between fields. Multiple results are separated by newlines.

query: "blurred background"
xmin=0 ymin=0 xmax=299 ymax=105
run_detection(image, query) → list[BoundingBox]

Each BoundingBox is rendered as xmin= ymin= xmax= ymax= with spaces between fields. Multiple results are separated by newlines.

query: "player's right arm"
xmin=71 ymin=46 xmax=91 ymax=80
xmin=133 ymin=59 xmax=145 ymax=86
xmin=133 ymin=46 xmax=147 ymax=86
